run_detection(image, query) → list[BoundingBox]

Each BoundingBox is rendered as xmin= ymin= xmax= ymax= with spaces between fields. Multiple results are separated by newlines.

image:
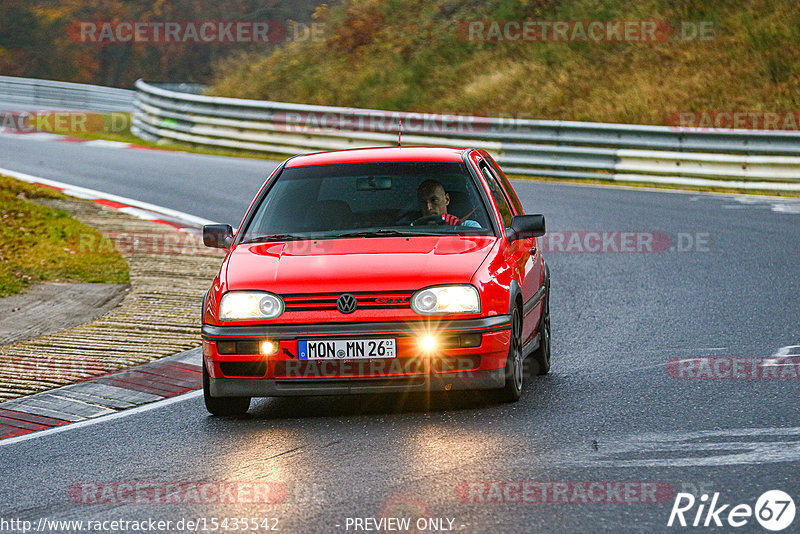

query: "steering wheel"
xmin=394 ymin=208 xmax=419 ymax=225
xmin=411 ymin=214 xmax=445 ymax=226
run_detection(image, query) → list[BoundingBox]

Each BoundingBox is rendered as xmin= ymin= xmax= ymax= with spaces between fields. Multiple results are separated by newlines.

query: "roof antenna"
xmin=397 ymin=120 xmax=403 ymax=146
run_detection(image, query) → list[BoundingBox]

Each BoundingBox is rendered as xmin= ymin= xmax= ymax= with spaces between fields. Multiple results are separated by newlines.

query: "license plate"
xmin=297 ymin=338 xmax=396 ymax=360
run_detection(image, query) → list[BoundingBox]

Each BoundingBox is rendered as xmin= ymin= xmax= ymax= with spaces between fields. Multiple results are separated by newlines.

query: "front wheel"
xmin=203 ymin=361 xmax=251 ymax=416
xmin=499 ymin=306 xmax=524 ymax=402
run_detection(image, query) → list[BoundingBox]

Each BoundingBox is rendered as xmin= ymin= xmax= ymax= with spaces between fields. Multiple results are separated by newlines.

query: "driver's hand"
xmin=442 ymin=213 xmax=460 ymax=225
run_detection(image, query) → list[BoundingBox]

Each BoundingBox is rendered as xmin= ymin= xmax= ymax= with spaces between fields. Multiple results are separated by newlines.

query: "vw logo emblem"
xmin=336 ymin=294 xmax=358 ymax=314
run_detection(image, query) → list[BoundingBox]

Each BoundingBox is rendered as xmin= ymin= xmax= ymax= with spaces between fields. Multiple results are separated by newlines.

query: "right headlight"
xmin=219 ymin=291 xmax=284 ymax=321
xmin=411 ymin=285 xmax=480 ymax=314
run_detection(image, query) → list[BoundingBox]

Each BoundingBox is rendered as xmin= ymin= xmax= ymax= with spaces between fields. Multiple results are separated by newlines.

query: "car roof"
xmin=285 ymin=146 xmax=468 ymax=167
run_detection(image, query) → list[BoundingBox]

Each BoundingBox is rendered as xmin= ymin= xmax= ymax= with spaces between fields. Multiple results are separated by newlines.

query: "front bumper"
xmin=208 ymin=370 xmax=506 ymax=397
xmin=201 ymin=315 xmax=511 ymax=397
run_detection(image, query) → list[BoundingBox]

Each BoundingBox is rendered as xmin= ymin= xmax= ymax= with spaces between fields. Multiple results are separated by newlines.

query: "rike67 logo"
xmin=668 ymin=490 xmax=796 ymax=531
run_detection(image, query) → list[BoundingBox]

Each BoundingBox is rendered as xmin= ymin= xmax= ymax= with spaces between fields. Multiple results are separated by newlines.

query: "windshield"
xmin=238 ymin=161 xmax=495 ymax=243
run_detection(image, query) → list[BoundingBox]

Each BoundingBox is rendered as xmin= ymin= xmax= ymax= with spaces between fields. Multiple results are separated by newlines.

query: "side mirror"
xmin=203 ymin=224 xmax=234 ymax=249
xmin=508 ymin=214 xmax=545 ymax=241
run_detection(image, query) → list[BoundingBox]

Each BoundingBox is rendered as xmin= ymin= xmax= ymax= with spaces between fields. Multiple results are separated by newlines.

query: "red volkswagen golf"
xmin=201 ymin=147 xmax=550 ymax=415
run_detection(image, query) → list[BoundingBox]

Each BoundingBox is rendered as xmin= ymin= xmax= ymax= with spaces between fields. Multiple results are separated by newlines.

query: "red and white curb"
xmin=0 ymin=348 xmax=202 ymax=442
xmin=0 ymin=169 xmax=221 ymax=442
xmin=0 ymin=167 xmax=216 ymax=232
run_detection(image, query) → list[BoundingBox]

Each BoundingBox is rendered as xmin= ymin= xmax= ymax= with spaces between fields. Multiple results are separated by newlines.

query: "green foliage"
xmin=210 ymin=0 xmax=800 ymax=124
xmin=0 ymin=0 xmax=331 ymax=87
xmin=0 ymin=176 xmax=129 ymax=297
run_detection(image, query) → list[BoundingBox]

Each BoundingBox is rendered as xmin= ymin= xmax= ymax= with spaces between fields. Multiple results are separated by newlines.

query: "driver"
xmin=416 ymin=179 xmax=480 ymax=227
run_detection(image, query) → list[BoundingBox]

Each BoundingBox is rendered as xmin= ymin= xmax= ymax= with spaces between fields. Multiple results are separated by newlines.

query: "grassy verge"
xmin=0 ymin=175 xmax=129 ymax=297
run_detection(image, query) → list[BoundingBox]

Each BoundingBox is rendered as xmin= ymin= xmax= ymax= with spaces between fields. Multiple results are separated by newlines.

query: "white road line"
xmin=82 ymin=140 xmax=133 ymax=149
xmin=517 ymin=176 xmax=800 ymax=200
xmin=0 ymin=166 xmax=217 ymax=228
xmin=0 ymin=132 xmax=62 ymax=141
xmin=549 ymin=426 xmax=800 ymax=467
xmin=775 ymin=345 xmax=800 ymax=356
xmin=118 ymin=206 xmax=160 ymax=220
xmin=614 ymin=173 xmax=800 ymax=191
xmin=0 ymin=390 xmax=202 ymax=448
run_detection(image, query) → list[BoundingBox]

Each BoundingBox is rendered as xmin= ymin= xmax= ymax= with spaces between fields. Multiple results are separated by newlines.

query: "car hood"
xmin=223 ymin=236 xmax=497 ymax=293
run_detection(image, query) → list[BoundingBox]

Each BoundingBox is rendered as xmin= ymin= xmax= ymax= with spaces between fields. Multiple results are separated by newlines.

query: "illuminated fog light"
xmin=260 ymin=340 xmax=278 ymax=355
xmin=420 ymin=335 xmax=437 ymax=352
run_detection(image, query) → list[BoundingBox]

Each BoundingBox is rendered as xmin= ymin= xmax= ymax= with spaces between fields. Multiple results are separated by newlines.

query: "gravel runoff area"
xmin=0 ymin=196 xmax=224 ymax=401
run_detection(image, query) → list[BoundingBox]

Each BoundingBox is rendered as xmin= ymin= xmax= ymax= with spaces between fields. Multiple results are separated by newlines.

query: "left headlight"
xmin=219 ymin=291 xmax=284 ymax=321
xmin=411 ymin=285 xmax=480 ymax=314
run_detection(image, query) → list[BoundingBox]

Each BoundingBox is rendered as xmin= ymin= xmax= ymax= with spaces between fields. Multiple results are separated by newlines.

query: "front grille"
xmin=283 ymin=291 xmax=413 ymax=312
xmin=220 ymin=361 xmax=268 ymax=377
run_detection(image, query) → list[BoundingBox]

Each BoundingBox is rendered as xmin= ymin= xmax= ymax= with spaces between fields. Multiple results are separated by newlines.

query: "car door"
xmin=478 ymin=155 xmax=544 ymax=348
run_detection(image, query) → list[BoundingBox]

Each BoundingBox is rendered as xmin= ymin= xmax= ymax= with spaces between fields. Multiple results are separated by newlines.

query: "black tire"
xmin=203 ymin=361 xmax=251 ymax=416
xmin=527 ymin=289 xmax=551 ymax=376
xmin=499 ymin=305 xmax=524 ymax=402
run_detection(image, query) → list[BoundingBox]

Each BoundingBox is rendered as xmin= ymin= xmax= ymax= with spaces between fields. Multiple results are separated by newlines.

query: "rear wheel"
xmin=499 ymin=306 xmax=524 ymax=402
xmin=203 ymin=361 xmax=251 ymax=416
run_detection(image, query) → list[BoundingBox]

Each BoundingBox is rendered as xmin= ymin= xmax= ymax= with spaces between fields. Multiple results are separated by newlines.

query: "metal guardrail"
xmin=0 ymin=76 xmax=135 ymax=112
xmin=128 ymin=79 xmax=796 ymax=190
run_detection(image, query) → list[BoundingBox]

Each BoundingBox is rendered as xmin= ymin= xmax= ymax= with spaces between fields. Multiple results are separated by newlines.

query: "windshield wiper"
xmin=239 ymin=233 xmax=306 ymax=244
xmin=332 ymin=229 xmax=431 ymax=238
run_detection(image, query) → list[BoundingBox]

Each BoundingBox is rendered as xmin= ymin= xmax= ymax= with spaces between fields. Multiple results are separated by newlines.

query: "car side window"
xmin=487 ymin=158 xmax=524 ymax=214
xmin=480 ymin=164 xmax=514 ymax=227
